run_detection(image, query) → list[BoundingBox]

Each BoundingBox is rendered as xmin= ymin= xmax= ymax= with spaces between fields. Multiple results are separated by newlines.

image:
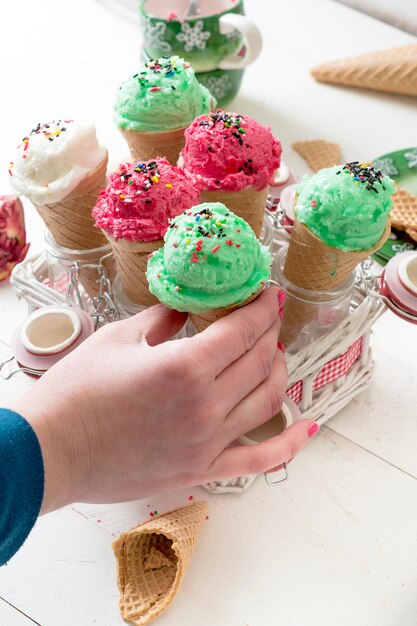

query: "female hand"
xmin=12 ymin=287 xmax=317 ymax=513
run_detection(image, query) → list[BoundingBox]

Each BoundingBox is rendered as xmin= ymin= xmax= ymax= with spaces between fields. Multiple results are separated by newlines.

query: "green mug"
xmin=140 ymin=0 xmax=262 ymax=73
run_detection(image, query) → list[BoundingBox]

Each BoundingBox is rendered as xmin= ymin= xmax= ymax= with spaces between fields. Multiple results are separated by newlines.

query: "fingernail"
xmin=277 ymin=341 xmax=285 ymax=353
xmin=277 ymin=289 xmax=286 ymax=308
xmin=278 ymin=289 xmax=286 ymax=320
xmin=307 ymin=423 xmax=319 ymax=439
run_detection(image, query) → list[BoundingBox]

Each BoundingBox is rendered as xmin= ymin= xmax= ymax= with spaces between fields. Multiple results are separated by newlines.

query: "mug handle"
xmin=218 ymin=13 xmax=262 ymax=70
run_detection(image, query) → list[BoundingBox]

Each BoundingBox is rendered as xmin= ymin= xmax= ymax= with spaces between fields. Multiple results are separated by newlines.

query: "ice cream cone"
xmin=35 ymin=155 xmax=108 ymax=250
xmin=311 ymin=44 xmax=417 ymax=97
xmin=390 ymin=185 xmax=417 ymax=231
xmin=113 ymin=502 xmax=208 ymax=626
xmin=189 ymin=290 xmax=261 ymax=332
xmin=106 ymin=235 xmax=161 ymax=306
xmin=200 ymin=186 xmax=269 ymax=237
xmin=280 ymin=216 xmax=391 ymax=346
xmin=292 ymin=140 xmax=341 ymax=173
xmin=119 ymin=126 xmax=188 ymax=166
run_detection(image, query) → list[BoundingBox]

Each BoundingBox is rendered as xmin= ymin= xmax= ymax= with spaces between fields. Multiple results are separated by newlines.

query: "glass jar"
xmin=273 ymin=246 xmax=355 ymax=354
xmin=44 ymin=230 xmax=116 ymax=314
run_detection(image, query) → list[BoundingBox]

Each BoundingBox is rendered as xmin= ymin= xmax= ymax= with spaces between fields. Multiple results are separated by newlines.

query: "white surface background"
xmin=1 ymin=1 xmax=417 ymax=625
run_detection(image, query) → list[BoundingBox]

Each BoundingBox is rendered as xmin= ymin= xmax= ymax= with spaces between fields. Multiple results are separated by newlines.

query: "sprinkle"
xmin=212 ymin=245 xmax=220 ymax=253
xmin=165 ymin=183 xmax=173 ymax=188
xmin=150 ymin=512 xmax=154 ymax=517
xmin=237 ymin=228 xmax=241 ymax=232
xmin=195 ymin=215 xmax=200 ymax=222
xmin=311 ymin=199 xmax=317 ymax=208
xmin=236 ymin=243 xmax=241 ymax=248
xmin=150 ymin=86 xmax=161 ymax=92
xmin=154 ymin=510 xmax=158 ymax=515
xmin=151 ymin=175 xmax=159 ymax=183
xmin=175 ymin=285 xmax=181 ymax=291
xmin=120 ymin=194 xmax=125 ymax=199
xmin=173 ymin=242 xmax=178 ymax=248
xmin=226 ymin=239 xmax=233 ymax=246
xmin=205 ymin=515 xmax=209 ymax=520
xmin=186 ymin=238 xmax=191 ymax=244
xmin=188 ymin=495 xmax=193 ymax=501
xmin=124 ymin=198 xmax=133 ymax=203
xmin=157 ymin=274 xmax=161 ymax=278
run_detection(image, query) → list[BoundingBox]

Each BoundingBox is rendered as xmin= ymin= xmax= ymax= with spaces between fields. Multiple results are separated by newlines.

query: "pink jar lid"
xmin=11 ymin=306 xmax=95 ymax=375
xmin=379 ymin=251 xmax=417 ymax=323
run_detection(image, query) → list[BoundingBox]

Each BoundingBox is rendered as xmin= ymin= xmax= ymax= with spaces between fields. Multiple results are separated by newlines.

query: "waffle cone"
xmin=311 ymin=44 xmax=417 ymax=97
xmin=119 ymin=126 xmax=188 ymax=165
xmin=200 ymin=186 xmax=269 ymax=237
xmin=113 ymin=502 xmax=208 ymax=626
xmin=390 ymin=185 xmax=417 ymax=231
xmin=189 ymin=290 xmax=260 ymax=332
xmin=406 ymin=228 xmax=417 ymax=243
xmin=292 ymin=140 xmax=341 ymax=173
xmin=280 ymin=217 xmax=391 ymax=347
xmin=105 ymin=235 xmax=161 ymax=307
xmin=35 ymin=155 xmax=108 ymax=250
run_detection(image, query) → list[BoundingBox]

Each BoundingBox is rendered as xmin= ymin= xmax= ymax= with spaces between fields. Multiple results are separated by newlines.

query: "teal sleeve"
xmin=0 ymin=408 xmax=44 ymax=565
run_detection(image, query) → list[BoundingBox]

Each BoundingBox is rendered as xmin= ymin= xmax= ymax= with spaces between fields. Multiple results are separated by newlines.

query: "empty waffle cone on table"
xmin=146 ymin=202 xmax=271 ymax=332
xmin=114 ymin=56 xmax=216 ymax=165
xmin=113 ymin=502 xmax=208 ymax=626
xmin=180 ymin=110 xmax=282 ymax=236
xmin=292 ymin=139 xmax=341 ymax=173
xmin=9 ymin=119 xmax=108 ymax=250
xmin=279 ymin=162 xmax=395 ymax=348
xmin=92 ymin=158 xmax=201 ymax=307
xmin=311 ymin=44 xmax=417 ymax=98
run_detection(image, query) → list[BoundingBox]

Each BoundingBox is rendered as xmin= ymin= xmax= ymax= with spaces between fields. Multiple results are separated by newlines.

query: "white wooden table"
xmin=1 ymin=1 xmax=417 ymax=624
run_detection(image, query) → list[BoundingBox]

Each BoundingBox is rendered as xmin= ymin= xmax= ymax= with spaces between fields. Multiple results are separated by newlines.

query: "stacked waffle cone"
xmin=35 ymin=155 xmax=108 ymax=250
xmin=280 ymin=216 xmax=391 ymax=347
xmin=119 ymin=126 xmax=188 ymax=166
xmin=113 ymin=502 xmax=208 ymax=626
xmin=390 ymin=186 xmax=417 ymax=236
xmin=311 ymin=44 xmax=417 ymax=97
xmin=200 ymin=186 xmax=269 ymax=237
xmin=106 ymin=236 xmax=160 ymax=307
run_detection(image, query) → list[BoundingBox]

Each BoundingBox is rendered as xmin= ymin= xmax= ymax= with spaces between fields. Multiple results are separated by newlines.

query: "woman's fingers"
xmin=205 ymin=419 xmax=318 ymax=481
xmin=222 ymin=349 xmax=287 ymax=442
xmin=215 ymin=321 xmax=280 ymax=415
xmin=191 ymin=286 xmax=280 ymax=377
xmin=120 ymin=304 xmax=188 ymax=346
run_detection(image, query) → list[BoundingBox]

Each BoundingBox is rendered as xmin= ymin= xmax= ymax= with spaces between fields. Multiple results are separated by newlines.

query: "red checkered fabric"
xmin=287 ymin=337 xmax=364 ymax=404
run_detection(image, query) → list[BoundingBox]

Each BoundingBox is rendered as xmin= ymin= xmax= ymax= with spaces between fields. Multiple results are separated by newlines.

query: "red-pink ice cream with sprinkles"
xmin=180 ymin=111 xmax=282 ymax=192
xmin=92 ymin=157 xmax=201 ymax=242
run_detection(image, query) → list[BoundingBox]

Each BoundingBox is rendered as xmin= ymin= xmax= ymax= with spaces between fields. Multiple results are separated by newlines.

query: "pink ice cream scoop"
xmin=92 ymin=157 xmax=201 ymax=242
xmin=180 ymin=111 xmax=282 ymax=192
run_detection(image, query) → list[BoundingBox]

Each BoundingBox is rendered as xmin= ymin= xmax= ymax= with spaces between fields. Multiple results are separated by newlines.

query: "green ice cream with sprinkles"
xmin=114 ymin=56 xmax=215 ymax=133
xmin=146 ymin=203 xmax=271 ymax=314
xmin=295 ymin=162 xmax=396 ymax=252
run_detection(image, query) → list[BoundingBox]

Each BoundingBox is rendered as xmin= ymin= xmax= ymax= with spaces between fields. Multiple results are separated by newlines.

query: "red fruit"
xmin=0 ymin=196 xmax=30 ymax=281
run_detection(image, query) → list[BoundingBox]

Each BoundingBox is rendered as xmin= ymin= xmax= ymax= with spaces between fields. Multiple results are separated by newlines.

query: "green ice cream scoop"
xmin=114 ymin=56 xmax=215 ymax=133
xmin=295 ymin=162 xmax=396 ymax=251
xmin=146 ymin=203 xmax=271 ymax=314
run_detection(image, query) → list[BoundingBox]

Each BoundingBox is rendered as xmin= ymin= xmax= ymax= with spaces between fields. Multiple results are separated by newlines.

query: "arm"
xmin=0 ymin=409 xmax=44 ymax=565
